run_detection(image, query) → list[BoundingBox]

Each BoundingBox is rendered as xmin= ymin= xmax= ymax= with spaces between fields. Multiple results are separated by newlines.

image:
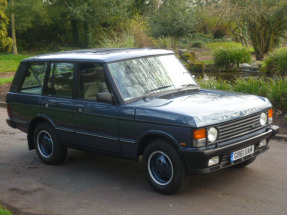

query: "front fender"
xmin=136 ymin=130 xmax=181 ymax=156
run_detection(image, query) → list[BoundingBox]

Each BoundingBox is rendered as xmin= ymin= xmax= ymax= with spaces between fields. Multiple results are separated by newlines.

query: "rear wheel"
xmin=143 ymin=139 xmax=190 ymax=194
xmin=34 ymin=122 xmax=67 ymax=165
xmin=233 ymin=157 xmax=256 ymax=168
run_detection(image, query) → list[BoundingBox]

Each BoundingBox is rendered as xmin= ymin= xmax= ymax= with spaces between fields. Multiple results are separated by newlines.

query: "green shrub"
xmin=178 ymin=33 xmax=227 ymax=50
xmin=213 ymin=47 xmax=252 ymax=69
xmin=232 ymin=77 xmax=268 ymax=97
xmin=265 ymin=48 xmax=287 ymax=75
xmin=99 ymin=32 xmax=135 ymax=48
xmin=190 ymin=41 xmax=203 ymax=48
xmin=197 ymin=77 xmax=287 ymax=111
xmin=0 ymin=204 xmax=12 ymax=215
xmin=285 ymin=115 xmax=287 ymax=122
xmin=130 ymin=15 xmax=155 ymax=48
xmin=196 ymin=77 xmax=231 ymax=91
xmin=156 ymin=36 xmax=172 ymax=49
xmin=180 ymin=53 xmax=204 ymax=72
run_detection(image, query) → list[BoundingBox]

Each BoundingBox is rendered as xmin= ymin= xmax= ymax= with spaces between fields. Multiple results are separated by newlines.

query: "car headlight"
xmin=207 ymin=127 xmax=218 ymax=143
xmin=260 ymin=112 xmax=267 ymax=126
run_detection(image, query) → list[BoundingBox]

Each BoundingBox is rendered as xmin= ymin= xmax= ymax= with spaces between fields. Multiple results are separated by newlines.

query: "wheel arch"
xmin=27 ymin=115 xmax=56 ymax=150
xmin=137 ymin=130 xmax=180 ymax=157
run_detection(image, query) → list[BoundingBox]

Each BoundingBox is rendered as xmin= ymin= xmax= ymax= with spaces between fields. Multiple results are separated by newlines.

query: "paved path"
xmin=0 ymin=107 xmax=286 ymax=215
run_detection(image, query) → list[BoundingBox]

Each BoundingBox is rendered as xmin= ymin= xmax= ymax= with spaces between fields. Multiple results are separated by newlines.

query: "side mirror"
xmin=97 ymin=92 xmax=114 ymax=104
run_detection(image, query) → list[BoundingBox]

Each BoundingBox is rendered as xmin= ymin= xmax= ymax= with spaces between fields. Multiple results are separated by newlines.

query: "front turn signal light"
xmin=268 ymin=109 xmax=273 ymax=118
xmin=193 ymin=128 xmax=206 ymax=140
xmin=268 ymin=109 xmax=273 ymax=124
xmin=193 ymin=128 xmax=206 ymax=148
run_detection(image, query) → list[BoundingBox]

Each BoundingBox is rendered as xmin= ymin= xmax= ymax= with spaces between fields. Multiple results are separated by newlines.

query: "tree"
xmin=5 ymin=0 xmax=56 ymax=50
xmin=0 ymin=0 xmax=12 ymax=52
xmin=50 ymin=0 xmax=133 ymax=48
xmin=4 ymin=0 xmax=133 ymax=49
xmin=149 ymin=0 xmax=199 ymax=51
xmin=226 ymin=0 xmax=287 ymax=60
xmin=10 ymin=0 xmax=16 ymax=54
xmin=243 ymin=0 xmax=287 ymax=60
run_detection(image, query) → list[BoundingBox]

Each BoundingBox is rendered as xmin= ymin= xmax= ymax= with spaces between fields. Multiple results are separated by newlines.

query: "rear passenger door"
xmin=73 ymin=63 xmax=120 ymax=153
xmin=41 ymin=62 xmax=76 ymax=145
xmin=8 ymin=62 xmax=46 ymax=131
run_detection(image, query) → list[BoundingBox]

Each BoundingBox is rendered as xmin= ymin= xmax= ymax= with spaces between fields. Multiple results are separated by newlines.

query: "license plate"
xmin=231 ymin=145 xmax=254 ymax=162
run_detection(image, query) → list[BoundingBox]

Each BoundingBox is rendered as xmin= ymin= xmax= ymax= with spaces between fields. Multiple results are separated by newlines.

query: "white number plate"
xmin=231 ymin=145 xmax=254 ymax=162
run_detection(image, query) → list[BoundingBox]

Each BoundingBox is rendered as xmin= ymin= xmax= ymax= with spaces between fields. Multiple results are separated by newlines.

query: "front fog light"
xmin=260 ymin=112 xmax=267 ymax=126
xmin=259 ymin=139 xmax=267 ymax=148
xmin=208 ymin=156 xmax=219 ymax=167
xmin=207 ymin=127 xmax=218 ymax=143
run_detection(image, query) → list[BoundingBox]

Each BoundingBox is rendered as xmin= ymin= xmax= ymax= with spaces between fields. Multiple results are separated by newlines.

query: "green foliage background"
xmin=0 ymin=0 xmax=12 ymax=51
xmin=0 ymin=204 xmax=12 ymax=215
xmin=197 ymin=77 xmax=287 ymax=111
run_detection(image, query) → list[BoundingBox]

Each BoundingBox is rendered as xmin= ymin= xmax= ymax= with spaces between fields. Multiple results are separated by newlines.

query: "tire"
xmin=142 ymin=139 xmax=190 ymax=194
xmin=34 ymin=122 xmax=67 ymax=165
xmin=233 ymin=157 xmax=256 ymax=168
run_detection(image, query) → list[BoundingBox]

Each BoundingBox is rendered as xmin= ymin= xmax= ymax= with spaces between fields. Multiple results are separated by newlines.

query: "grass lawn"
xmin=0 ymin=77 xmax=14 ymax=85
xmin=0 ymin=53 xmax=30 ymax=85
xmin=0 ymin=204 xmax=12 ymax=215
xmin=0 ymin=53 xmax=30 ymax=73
xmin=202 ymin=60 xmax=214 ymax=64
xmin=205 ymin=42 xmax=255 ymax=52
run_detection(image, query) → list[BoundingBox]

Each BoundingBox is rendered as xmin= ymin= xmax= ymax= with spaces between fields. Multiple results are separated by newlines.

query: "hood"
xmin=134 ymin=89 xmax=272 ymax=127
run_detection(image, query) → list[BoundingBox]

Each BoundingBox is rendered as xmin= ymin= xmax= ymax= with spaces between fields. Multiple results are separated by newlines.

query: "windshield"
xmin=108 ymin=54 xmax=198 ymax=101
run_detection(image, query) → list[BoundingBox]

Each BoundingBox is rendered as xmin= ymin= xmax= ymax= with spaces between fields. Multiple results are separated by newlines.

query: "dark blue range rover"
xmin=6 ymin=49 xmax=279 ymax=194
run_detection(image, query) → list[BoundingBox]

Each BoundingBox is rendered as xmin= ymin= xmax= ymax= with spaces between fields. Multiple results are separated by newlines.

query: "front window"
xmin=78 ymin=63 xmax=109 ymax=101
xmin=108 ymin=54 xmax=197 ymax=101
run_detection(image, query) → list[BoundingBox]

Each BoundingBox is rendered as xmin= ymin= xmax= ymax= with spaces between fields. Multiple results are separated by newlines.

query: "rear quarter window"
xmin=20 ymin=62 xmax=47 ymax=94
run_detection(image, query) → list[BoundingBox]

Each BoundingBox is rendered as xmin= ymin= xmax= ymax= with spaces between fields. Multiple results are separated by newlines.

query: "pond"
xmin=193 ymin=71 xmax=269 ymax=82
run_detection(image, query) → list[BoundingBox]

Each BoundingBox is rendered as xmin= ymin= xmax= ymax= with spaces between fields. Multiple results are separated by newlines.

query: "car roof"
xmin=22 ymin=48 xmax=174 ymax=63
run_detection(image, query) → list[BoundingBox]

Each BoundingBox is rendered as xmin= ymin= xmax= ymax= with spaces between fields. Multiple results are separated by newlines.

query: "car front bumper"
xmin=179 ymin=125 xmax=279 ymax=174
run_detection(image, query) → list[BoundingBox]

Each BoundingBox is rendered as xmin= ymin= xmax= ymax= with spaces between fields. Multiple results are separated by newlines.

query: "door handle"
xmin=75 ymin=105 xmax=83 ymax=113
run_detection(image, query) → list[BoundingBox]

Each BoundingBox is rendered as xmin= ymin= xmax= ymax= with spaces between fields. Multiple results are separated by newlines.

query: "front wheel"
xmin=34 ymin=122 xmax=67 ymax=165
xmin=143 ymin=139 xmax=190 ymax=194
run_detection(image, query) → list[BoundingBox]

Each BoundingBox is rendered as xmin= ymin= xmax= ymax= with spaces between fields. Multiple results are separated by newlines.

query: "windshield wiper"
xmin=180 ymin=83 xmax=198 ymax=88
xmin=148 ymin=85 xmax=173 ymax=94
xmin=178 ymin=83 xmax=199 ymax=91
xmin=143 ymin=85 xmax=172 ymax=101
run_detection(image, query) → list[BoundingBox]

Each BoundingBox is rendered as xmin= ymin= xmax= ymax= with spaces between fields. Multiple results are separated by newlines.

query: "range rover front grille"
xmin=212 ymin=111 xmax=268 ymax=143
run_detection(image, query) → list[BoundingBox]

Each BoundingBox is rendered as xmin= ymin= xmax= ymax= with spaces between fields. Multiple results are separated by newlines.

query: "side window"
xmin=78 ymin=63 xmax=109 ymax=101
xmin=47 ymin=62 xmax=74 ymax=98
xmin=20 ymin=63 xmax=47 ymax=94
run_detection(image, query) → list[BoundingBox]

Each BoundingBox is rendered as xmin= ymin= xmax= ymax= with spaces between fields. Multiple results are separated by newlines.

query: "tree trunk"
xmin=11 ymin=0 xmax=17 ymax=55
xmin=83 ymin=22 xmax=92 ymax=48
xmin=255 ymin=51 xmax=265 ymax=61
xmin=231 ymin=25 xmax=249 ymax=47
xmin=71 ymin=19 xmax=80 ymax=47
xmin=172 ymin=35 xmax=178 ymax=55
